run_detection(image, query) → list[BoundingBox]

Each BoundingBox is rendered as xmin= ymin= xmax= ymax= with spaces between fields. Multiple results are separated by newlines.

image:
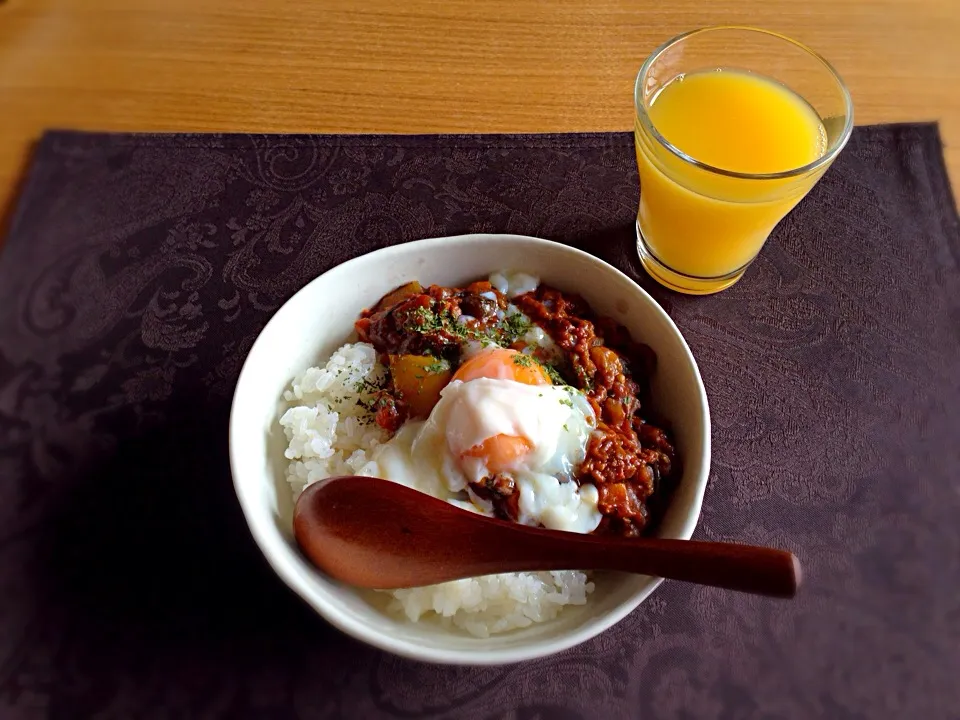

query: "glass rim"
xmin=633 ymin=25 xmax=855 ymax=181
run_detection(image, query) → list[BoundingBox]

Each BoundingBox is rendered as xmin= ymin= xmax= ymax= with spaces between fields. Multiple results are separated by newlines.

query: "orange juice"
xmin=635 ymin=68 xmax=828 ymax=293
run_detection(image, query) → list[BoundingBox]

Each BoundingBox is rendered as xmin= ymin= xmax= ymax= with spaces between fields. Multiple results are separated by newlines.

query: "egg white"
xmin=362 ymin=377 xmax=602 ymax=534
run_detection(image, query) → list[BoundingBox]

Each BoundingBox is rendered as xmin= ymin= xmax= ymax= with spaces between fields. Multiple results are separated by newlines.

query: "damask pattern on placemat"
xmin=0 ymin=125 xmax=958 ymax=719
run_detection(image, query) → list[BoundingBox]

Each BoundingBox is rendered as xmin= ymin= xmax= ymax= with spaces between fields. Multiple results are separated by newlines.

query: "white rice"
xmin=279 ymin=335 xmax=595 ymax=637
xmin=280 ymin=343 xmax=389 ymax=498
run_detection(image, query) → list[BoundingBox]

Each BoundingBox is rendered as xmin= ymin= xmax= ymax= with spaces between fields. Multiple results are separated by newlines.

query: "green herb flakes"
xmin=512 ymin=353 xmax=534 ymax=368
xmin=502 ymin=313 xmax=532 ymax=340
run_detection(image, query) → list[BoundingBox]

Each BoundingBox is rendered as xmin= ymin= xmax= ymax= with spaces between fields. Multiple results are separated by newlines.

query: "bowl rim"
xmin=229 ymin=232 xmax=711 ymax=665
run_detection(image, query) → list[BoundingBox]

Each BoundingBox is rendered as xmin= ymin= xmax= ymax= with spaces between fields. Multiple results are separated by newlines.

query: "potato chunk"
xmin=388 ymin=354 xmax=452 ymax=418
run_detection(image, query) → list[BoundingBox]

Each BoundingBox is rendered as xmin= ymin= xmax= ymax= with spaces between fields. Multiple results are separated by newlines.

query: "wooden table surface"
xmin=1 ymin=0 xmax=958 ymax=230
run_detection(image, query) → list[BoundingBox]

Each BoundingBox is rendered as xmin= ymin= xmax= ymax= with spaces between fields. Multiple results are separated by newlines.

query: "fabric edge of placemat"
xmin=20 ymin=121 xmax=949 ymax=149
xmin=0 ymin=138 xmax=51 ymax=259
xmin=0 ymin=129 xmax=632 ymax=254
xmin=2 ymin=123 xmax=957 ymax=262
xmin=916 ymin=124 xmax=960 ymax=267
xmin=29 ymin=128 xmax=640 ymax=149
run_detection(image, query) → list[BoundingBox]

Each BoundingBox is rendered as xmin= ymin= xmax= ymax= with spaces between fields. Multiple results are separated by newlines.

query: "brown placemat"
xmin=0 ymin=125 xmax=958 ymax=719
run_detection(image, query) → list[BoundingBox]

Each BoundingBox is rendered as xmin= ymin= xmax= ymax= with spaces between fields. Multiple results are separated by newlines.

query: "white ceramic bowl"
xmin=229 ymin=233 xmax=710 ymax=665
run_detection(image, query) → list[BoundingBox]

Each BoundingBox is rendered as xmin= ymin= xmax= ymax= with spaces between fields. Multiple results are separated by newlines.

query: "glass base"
xmin=635 ymin=222 xmax=749 ymax=295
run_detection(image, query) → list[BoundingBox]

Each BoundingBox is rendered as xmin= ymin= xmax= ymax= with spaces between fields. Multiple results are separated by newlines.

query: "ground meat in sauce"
xmin=512 ymin=285 xmax=679 ymax=537
xmin=468 ymin=474 xmax=521 ymax=523
xmin=356 ymin=282 xmax=505 ymax=361
xmin=368 ymin=390 xmax=408 ymax=434
xmin=356 ymin=280 xmax=679 ymax=538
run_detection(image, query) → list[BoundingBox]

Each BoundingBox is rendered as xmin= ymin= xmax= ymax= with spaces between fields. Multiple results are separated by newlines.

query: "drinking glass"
xmin=634 ymin=27 xmax=854 ymax=294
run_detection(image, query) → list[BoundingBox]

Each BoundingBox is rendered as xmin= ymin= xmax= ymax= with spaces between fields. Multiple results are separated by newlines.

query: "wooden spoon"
xmin=293 ymin=476 xmax=802 ymax=598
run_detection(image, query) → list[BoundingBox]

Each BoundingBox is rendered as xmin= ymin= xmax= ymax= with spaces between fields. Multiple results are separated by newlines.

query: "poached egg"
xmin=364 ymin=347 xmax=601 ymax=533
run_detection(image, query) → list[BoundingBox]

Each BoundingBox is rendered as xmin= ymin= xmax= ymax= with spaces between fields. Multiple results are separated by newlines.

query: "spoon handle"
xmin=555 ymin=537 xmax=801 ymax=598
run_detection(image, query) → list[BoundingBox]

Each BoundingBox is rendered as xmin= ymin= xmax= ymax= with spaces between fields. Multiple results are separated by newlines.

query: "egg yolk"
xmin=461 ymin=434 xmax=533 ymax=470
xmin=452 ymin=347 xmax=551 ymax=472
xmin=453 ymin=347 xmax=551 ymax=386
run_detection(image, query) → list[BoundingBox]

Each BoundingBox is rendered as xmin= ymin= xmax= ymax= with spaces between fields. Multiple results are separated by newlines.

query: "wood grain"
xmin=1 ymin=0 xmax=958 ymax=225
